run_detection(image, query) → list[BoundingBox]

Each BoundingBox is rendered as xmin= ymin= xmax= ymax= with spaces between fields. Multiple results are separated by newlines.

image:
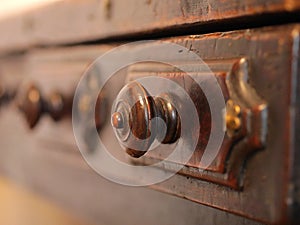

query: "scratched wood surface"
xmin=0 ymin=24 xmax=299 ymax=224
xmin=0 ymin=0 xmax=300 ymax=54
xmin=0 ymin=36 xmax=268 ymax=225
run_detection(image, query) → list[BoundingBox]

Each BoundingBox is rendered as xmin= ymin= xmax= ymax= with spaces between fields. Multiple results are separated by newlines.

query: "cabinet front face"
xmin=0 ymin=24 xmax=299 ymax=225
xmin=102 ymin=24 xmax=298 ymax=224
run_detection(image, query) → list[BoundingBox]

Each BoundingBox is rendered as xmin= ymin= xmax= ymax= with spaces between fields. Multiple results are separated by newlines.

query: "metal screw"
xmin=111 ymin=111 xmax=124 ymax=129
xmin=226 ymin=100 xmax=241 ymax=134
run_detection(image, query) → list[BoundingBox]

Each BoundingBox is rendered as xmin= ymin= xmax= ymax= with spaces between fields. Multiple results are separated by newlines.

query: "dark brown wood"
xmin=111 ymin=81 xmax=181 ymax=158
xmin=17 ymin=84 xmax=75 ymax=128
xmin=145 ymin=24 xmax=300 ymax=224
xmin=0 ymin=0 xmax=299 ymax=54
xmin=18 ymin=84 xmax=43 ymax=128
xmin=0 ymin=40 xmax=264 ymax=225
xmin=126 ymin=58 xmax=267 ymax=190
xmin=0 ymin=24 xmax=299 ymax=225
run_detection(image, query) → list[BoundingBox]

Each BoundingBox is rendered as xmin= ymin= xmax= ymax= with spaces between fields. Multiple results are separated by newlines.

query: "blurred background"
xmin=0 ymin=2 xmax=89 ymax=225
xmin=0 ymin=0 xmax=57 ymax=20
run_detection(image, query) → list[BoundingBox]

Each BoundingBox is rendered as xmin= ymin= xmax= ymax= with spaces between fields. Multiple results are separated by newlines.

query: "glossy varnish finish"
xmin=111 ymin=81 xmax=181 ymax=158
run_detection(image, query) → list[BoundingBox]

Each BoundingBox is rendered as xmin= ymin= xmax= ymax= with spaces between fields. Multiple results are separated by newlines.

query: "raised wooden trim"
xmin=0 ymin=0 xmax=299 ymax=54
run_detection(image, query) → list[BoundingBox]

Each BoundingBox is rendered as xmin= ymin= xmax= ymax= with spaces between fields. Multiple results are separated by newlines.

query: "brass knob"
xmin=18 ymin=85 xmax=70 ymax=128
xmin=111 ymin=81 xmax=181 ymax=158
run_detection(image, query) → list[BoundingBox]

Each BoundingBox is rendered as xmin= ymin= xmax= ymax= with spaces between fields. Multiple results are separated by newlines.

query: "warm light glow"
xmin=0 ymin=0 xmax=58 ymax=20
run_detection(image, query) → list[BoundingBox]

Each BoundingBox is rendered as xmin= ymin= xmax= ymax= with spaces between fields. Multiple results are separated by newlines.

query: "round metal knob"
xmin=47 ymin=91 xmax=65 ymax=121
xmin=111 ymin=81 xmax=181 ymax=158
xmin=18 ymin=85 xmax=67 ymax=128
xmin=18 ymin=85 xmax=43 ymax=128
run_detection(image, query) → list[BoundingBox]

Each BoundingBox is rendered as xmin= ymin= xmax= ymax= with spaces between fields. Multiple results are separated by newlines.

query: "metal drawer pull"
xmin=18 ymin=85 xmax=72 ymax=128
xmin=111 ymin=81 xmax=181 ymax=158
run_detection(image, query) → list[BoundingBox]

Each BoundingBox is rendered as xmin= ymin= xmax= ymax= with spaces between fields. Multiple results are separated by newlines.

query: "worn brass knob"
xmin=111 ymin=81 xmax=181 ymax=158
xmin=18 ymin=85 xmax=70 ymax=128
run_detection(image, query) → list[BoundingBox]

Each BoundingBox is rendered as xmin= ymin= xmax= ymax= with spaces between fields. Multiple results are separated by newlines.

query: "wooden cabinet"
xmin=0 ymin=1 xmax=299 ymax=225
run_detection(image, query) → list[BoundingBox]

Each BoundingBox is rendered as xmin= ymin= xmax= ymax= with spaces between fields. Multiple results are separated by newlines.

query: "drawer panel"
xmin=0 ymin=24 xmax=299 ymax=225
xmin=88 ymin=24 xmax=300 ymax=224
xmin=0 ymin=46 xmax=264 ymax=225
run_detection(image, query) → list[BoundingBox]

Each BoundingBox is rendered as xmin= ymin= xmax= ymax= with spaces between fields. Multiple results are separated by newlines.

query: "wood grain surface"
xmin=0 ymin=0 xmax=299 ymax=54
xmin=0 ymin=24 xmax=299 ymax=225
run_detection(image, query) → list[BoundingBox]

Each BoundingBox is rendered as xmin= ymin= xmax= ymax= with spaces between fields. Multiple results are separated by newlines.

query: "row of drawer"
xmin=0 ymin=24 xmax=299 ymax=224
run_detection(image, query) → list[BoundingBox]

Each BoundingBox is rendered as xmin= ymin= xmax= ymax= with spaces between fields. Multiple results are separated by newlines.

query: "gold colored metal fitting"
xmin=226 ymin=100 xmax=242 ymax=135
xmin=226 ymin=116 xmax=241 ymax=131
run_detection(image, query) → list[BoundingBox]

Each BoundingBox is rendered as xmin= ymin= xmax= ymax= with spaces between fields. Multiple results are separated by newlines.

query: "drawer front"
xmin=0 ymin=24 xmax=299 ymax=225
xmin=0 ymin=46 xmax=263 ymax=225
xmin=96 ymin=24 xmax=299 ymax=224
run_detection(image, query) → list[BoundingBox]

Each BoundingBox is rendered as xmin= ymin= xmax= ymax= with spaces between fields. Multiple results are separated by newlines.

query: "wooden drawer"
xmin=0 ymin=24 xmax=299 ymax=225
xmin=0 ymin=46 xmax=263 ymax=225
